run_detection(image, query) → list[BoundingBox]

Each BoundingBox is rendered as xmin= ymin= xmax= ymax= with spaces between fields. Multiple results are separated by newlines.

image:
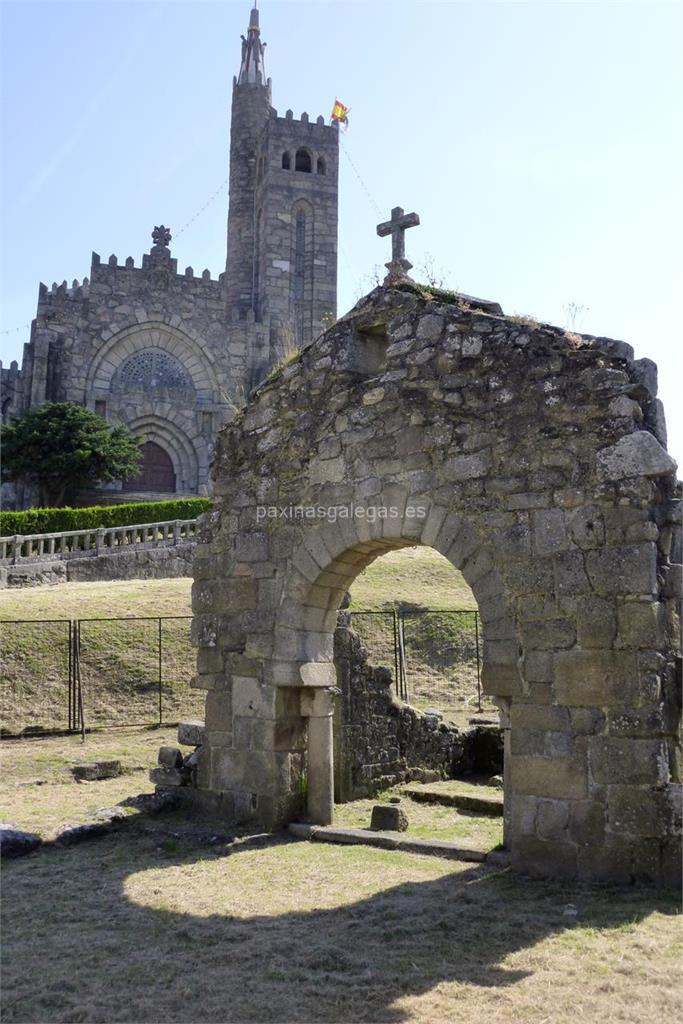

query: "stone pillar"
xmin=300 ymin=663 xmax=338 ymax=825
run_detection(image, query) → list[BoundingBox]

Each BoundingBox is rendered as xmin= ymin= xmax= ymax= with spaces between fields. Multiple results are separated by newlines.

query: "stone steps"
xmin=401 ymin=784 xmax=504 ymax=817
xmin=288 ymin=822 xmax=510 ymax=866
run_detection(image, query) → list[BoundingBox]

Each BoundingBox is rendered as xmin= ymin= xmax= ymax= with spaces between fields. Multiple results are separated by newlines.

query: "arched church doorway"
xmin=123 ymin=440 xmax=176 ymax=493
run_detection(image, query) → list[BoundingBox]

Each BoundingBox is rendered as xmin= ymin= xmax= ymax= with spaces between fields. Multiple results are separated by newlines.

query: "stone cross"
xmin=376 ymin=206 xmax=420 ymax=283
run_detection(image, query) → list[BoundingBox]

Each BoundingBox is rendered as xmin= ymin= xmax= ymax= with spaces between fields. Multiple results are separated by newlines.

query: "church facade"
xmin=1 ymin=6 xmax=339 ymax=506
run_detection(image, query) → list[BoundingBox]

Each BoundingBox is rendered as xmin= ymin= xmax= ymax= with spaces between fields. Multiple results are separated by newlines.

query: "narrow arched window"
xmin=295 ymin=148 xmax=311 ymax=172
xmin=316 ymin=157 xmax=326 ymax=175
xmin=281 ymin=151 xmax=291 ymax=170
xmin=294 ymin=210 xmax=305 ymax=302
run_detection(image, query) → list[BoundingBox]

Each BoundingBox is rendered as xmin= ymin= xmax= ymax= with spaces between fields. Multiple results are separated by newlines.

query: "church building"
xmin=1 ymin=5 xmax=339 ymax=505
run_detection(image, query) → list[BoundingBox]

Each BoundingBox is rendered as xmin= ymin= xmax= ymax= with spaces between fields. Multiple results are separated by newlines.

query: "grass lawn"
xmin=2 ymin=827 xmax=680 ymax=1024
xmin=0 ymin=548 xmax=488 ymax=731
xmin=0 ymin=547 xmax=474 ymax=619
xmin=334 ymin=791 xmax=503 ymax=849
xmin=0 ymin=727 xmax=175 ymax=839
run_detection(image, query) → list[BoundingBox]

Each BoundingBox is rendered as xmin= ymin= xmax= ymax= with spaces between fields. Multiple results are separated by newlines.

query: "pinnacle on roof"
xmin=237 ymin=4 xmax=267 ymax=86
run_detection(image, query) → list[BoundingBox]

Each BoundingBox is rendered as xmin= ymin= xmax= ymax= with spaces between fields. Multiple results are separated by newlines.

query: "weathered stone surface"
xmin=590 ymin=738 xmax=669 ymax=785
xmin=149 ymin=766 xmax=187 ymax=787
xmin=596 ymin=431 xmax=677 ymax=481
xmin=178 ymin=720 xmax=206 ymax=746
xmin=158 ymin=746 xmax=184 ymax=769
xmin=0 ymin=825 xmax=42 ymax=859
xmin=370 ymin=803 xmax=409 ymax=831
xmin=71 ymin=760 xmax=121 ymax=782
xmin=607 ymin=784 xmax=682 ymax=837
xmin=554 ymin=650 xmax=636 ymax=706
xmin=585 ymin=544 xmax=658 ymax=595
xmin=510 ymin=755 xmax=587 ymax=800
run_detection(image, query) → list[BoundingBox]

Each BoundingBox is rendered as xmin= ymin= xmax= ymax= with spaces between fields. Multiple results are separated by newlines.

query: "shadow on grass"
xmin=1 ymin=827 xmax=679 ymax=1024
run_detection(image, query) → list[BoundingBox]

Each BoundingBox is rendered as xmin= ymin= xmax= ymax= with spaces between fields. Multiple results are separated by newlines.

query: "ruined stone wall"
xmin=190 ymin=281 xmax=681 ymax=884
xmin=333 ymin=614 xmax=466 ymax=800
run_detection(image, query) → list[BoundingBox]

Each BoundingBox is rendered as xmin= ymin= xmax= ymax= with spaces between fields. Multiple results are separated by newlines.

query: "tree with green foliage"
xmin=1 ymin=402 xmax=142 ymax=507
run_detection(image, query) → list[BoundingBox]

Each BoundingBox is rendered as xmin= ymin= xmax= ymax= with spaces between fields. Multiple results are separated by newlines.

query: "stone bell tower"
xmin=224 ymin=4 xmax=339 ymax=354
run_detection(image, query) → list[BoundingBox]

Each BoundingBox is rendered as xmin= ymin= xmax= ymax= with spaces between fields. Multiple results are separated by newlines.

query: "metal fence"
xmin=349 ymin=608 xmax=488 ymax=718
xmin=0 ymin=615 xmax=204 ymax=735
xmin=1 ymin=608 xmax=489 ymax=736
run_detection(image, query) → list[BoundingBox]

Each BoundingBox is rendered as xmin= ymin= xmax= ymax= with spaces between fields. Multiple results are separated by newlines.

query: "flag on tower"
xmin=331 ymin=98 xmax=350 ymax=128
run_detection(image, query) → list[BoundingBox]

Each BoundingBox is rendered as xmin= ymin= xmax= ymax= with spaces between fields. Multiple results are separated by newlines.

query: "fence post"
xmin=67 ymin=620 xmax=73 ymax=730
xmin=158 ymin=617 xmax=163 ymax=725
xmin=74 ymin=620 xmax=85 ymax=742
xmin=173 ymin=520 xmax=181 ymax=546
xmin=11 ymin=535 xmax=19 ymax=565
xmin=474 ymin=612 xmax=482 ymax=712
xmin=392 ymin=608 xmax=400 ymax=698
xmin=96 ymin=528 xmax=105 ymax=554
xmin=397 ymin=613 xmax=408 ymax=701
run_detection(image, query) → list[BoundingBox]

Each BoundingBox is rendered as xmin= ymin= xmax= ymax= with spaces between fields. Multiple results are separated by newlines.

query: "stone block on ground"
xmin=71 ymin=760 xmax=121 ymax=782
xmin=178 ymin=720 xmax=205 ymax=747
xmin=408 ymin=768 xmax=442 ymax=784
xmin=56 ymin=822 xmax=111 ymax=845
xmin=158 ymin=746 xmax=184 ymax=769
xmin=149 ymin=766 xmax=187 ymax=787
xmin=0 ymin=825 xmax=42 ymax=859
xmin=370 ymin=803 xmax=409 ymax=831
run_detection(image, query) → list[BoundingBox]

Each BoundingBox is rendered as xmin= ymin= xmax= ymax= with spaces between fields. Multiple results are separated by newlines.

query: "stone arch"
xmin=187 ymin=283 xmax=680 ymax=885
xmin=123 ymin=414 xmax=205 ymax=493
xmin=271 ymin=507 xmax=515 ymax=694
xmin=86 ymin=321 xmax=221 ymax=401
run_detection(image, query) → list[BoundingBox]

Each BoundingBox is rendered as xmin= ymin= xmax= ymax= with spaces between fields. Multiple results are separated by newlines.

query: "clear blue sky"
xmin=1 ymin=0 xmax=681 ymax=463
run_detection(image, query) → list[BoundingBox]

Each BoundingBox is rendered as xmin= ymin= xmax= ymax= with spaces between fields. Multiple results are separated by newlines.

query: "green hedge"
xmin=0 ymin=498 xmax=211 ymax=537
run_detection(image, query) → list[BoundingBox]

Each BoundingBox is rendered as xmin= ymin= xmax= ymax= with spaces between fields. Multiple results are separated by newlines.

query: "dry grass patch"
xmin=2 ymin=832 xmax=680 ymax=1024
xmin=0 ymin=548 xmax=475 ymax=621
xmin=0 ymin=577 xmax=193 ymax=620
xmin=333 ymin=790 xmax=503 ymax=848
xmin=0 ymin=727 xmax=174 ymax=837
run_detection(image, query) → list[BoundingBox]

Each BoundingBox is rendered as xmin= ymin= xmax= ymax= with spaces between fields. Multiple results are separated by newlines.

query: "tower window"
xmin=281 ymin=151 xmax=291 ymax=170
xmin=295 ymin=148 xmax=312 ymax=173
xmin=316 ymin=157 xmax=326 ymax=175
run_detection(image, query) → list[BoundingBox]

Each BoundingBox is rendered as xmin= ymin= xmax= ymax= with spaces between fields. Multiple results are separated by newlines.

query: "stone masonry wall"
xmin=189 ymin=281 xmax=681 ymax=884
xmin=0 ymin=544 xmax=194 ymax=589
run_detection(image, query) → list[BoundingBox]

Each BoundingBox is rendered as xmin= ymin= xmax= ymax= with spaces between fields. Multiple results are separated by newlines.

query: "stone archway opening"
xmin=267 ymin=519 xmax=518 ymax=833
xmin=330 ymin=541 xmax=506 ymax=837
xmin=347 ymin=544 xmax=484 ymax=723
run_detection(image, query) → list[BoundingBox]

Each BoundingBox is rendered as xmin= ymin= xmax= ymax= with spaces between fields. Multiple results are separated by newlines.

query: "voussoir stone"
xmin=596 ymin=431 xmax=677 ymax=481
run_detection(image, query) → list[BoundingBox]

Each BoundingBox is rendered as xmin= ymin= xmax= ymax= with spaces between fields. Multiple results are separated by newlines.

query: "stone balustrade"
xmin=0 ymin=518 xmax=198 ymax=565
